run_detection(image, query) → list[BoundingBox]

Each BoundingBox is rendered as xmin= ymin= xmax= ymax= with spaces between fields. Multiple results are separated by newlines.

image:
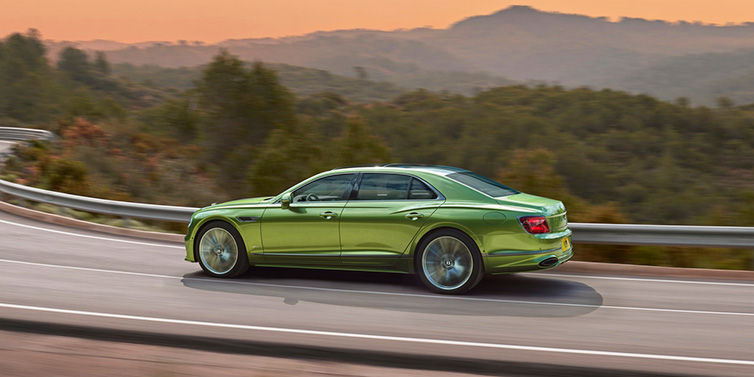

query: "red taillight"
xmin=519 ymin=216 xmax=550 ymax=234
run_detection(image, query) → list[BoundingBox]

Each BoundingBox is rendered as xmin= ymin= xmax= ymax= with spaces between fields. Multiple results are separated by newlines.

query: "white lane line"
xmin=0 ymin=219 xmax=183 ymax=249
xmin=2 ymin=259 xmax=753 ymax=317
xmin=529 ymin=272 xmax=754 ymax=287
xmin=0 ymin=259 xmax=176 ymax=279
xmin=0 ymin=302 xmax=752 ymax=367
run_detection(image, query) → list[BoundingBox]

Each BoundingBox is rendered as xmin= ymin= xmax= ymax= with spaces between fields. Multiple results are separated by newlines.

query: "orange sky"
xmin=4 ymin=0 xmax=754 ymax=43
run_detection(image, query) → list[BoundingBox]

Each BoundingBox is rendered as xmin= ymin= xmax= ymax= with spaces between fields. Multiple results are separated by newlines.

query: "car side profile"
xmin=184 ymin=164 xmax=572 ymax=294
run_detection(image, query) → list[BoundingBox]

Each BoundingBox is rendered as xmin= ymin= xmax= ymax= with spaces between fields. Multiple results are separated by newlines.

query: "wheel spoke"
xmin=421 ymin=236 xmax=474 ymax=291
xmin=199 ymin=227 xmax=239 ymax=275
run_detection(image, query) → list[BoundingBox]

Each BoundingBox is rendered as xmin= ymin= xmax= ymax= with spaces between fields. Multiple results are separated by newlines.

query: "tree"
xmin=331 ymin=115 xmax=390 ymax=166
xmin=0 ymin=30 xmax=56 ymax=121
xmin=195 ymin=51 xmax=296 ymax=197
xmin=57 ymin=47 xmax=94 ymax=84
xmin=93 ymin=51 xmax=111 ymax=75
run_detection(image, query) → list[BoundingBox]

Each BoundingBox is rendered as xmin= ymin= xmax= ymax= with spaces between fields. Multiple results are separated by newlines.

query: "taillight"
xmin=519 ymin=216 xmax=550 ymax=234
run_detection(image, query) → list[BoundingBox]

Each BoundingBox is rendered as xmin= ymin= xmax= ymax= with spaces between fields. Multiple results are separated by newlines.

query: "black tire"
xmin=195 ymin=221 xmax=250 ymax=278
xmin=415 ymin=229 xmax=484 ymax=294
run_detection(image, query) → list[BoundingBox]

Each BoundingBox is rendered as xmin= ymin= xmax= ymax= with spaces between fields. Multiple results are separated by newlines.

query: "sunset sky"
xmin=4 ymin=0 xmax=754 ymax=43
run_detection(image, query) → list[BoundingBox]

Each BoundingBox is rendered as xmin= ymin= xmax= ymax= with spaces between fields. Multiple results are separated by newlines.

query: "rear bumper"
xmin=483 ymin=235 xmax=573 ymax=274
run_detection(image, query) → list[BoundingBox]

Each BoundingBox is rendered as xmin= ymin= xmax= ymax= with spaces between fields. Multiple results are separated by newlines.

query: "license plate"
xmin=562 ymin=237 xmax=570 ymax=251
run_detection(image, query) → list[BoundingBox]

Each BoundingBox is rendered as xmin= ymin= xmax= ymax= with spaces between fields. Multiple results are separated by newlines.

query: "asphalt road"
xmin=0 ymin=210 xmax=752 ymax=376
xmin=0 ymin=140 xmax=15 ymax=156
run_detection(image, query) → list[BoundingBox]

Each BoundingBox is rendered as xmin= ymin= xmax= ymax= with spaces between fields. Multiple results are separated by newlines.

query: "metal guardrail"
xmin=569 ymin=223 xmax=754 ymax=249
xmin=0 ymin=179 xmax=197 ymax=222
xmin=0 ymin=127 xmax=753 ymax=249
xmin=0 ymin=127 xmax=55 ymax=141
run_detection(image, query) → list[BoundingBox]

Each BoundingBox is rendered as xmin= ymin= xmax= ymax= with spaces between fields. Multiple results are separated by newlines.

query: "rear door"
xmin=339 ymin=173 xmax=443 ymax=266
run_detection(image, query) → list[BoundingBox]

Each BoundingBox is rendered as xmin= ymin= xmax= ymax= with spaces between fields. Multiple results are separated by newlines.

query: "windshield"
xmin=447 ymin=172 xmax=519 ymax=197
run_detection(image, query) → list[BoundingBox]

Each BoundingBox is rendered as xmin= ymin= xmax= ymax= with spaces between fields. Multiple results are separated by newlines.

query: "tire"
xmin=415 ymin=229 xmax=484 ymax=294
xmin=195 ymin=221 xmax=250 ymax=278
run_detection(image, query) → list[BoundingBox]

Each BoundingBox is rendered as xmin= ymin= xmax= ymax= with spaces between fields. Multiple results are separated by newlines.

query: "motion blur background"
xmin=1 ymin=1 xmax=753 ymax=269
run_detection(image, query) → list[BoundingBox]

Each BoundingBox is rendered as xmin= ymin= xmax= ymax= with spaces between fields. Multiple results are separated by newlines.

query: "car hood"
xmin=207 ymin=196 xmax=275 ymax=209
xmin=496 ymin=193 xmax=566 ymax=216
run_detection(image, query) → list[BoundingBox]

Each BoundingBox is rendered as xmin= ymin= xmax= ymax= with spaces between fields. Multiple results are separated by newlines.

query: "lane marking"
xmin=0 ymin=259 xmax=176 ymax=279
xmin=530 ymin=272 xmax=754 ymax=287
xmin=0 ymin=302 xmax=752 ymax=366
xmin=2 ymin=259 xmax=753 ymax=317
xmin=0 ymin=219 xmax=183 ymax=249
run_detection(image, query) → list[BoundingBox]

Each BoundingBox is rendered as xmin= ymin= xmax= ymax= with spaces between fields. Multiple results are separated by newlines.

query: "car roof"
xmin=329 ymin=164 xmax=469 ymax=176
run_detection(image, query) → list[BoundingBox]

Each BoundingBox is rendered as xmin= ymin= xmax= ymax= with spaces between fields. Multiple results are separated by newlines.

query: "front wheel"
xmin=416 ymin=229 xmax=484 ymax=294
xmin=196 ymin=221 xmax=250 ymax=278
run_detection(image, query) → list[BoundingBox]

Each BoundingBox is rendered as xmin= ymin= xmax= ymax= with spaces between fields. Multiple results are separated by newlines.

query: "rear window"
xmin=447 ymin=172 xmax=519 ymax=197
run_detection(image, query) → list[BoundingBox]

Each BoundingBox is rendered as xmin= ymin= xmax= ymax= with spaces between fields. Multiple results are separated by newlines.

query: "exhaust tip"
xmin=538 ymin=257 xmax=559 ymax=268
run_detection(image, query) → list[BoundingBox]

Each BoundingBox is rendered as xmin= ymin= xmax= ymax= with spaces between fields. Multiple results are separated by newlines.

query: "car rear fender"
xmin=405 ymin=222 xmax=484 ymax=274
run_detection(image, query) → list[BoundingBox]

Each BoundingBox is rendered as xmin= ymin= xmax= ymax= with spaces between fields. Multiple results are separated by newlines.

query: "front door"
xmin=260 ymin=173 xmax=355 ymax=265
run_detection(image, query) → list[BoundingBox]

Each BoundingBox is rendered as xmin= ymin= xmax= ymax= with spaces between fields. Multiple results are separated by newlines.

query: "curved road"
xmin=0 ymin=210 xmax=752 ymax=376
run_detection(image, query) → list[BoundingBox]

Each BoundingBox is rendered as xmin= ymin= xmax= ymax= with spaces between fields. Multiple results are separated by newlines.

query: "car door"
xmin=339 ymin=173 xmax=444 ymax=266
xmin=260 ymin=173 xmax=355 ymax=265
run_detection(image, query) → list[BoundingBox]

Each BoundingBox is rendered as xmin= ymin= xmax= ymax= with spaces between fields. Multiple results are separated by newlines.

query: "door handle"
xmin=405 ymin=212 xmax=424 ymax=221
xmin=320 ymin=211 xmax=337 ymax=220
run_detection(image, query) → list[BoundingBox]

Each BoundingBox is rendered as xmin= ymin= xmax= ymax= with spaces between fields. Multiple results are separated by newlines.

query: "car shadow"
xmin=181 ymin=267 xmax=603 ymax=318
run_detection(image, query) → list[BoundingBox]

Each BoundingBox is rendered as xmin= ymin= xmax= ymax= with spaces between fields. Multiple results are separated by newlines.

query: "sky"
xmin=3 ymin=0 xmax=754 ymax=43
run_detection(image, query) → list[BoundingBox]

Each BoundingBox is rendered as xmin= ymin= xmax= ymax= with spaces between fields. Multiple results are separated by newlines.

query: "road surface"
xmin=0 ymin=210 xmax=752 ymax=376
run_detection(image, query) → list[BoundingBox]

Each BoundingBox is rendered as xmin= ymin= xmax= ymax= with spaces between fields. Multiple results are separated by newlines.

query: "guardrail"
xmin=1 ymin=128 xmax=753 ymax=250
xmin=569 ymin=223 xmax=754 ymax=248
xmin=0 ymin=179 xmax=197 ymax=222
xmin=0 ymin=127 xmax=55 ymax=141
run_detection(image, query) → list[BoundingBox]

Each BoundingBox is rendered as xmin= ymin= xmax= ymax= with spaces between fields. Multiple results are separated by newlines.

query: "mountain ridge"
xmin=35 ymin=5 xmax=754 ymax=105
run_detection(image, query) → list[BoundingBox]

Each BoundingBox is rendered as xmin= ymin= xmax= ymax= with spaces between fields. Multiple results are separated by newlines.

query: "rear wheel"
xmin=416 ymin=229 xmax=483 ymax=294
xmin=196 ymin=221 xmax=249 ymax=278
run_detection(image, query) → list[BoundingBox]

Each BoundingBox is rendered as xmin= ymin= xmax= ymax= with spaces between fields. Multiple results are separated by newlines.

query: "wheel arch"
xmin=190 ymin=216 xmax=246 ymax=261
xmin=409 ymin=224 xmax=484 ymax=274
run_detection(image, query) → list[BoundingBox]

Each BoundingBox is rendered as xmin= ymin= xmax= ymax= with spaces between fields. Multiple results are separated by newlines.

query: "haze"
xmin=4 ymin=0 xmax=754 ymax=43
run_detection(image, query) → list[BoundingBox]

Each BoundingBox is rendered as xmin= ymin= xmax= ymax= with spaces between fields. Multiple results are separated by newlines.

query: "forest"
xmin=2 ymin=30 xmax=753 ymax=269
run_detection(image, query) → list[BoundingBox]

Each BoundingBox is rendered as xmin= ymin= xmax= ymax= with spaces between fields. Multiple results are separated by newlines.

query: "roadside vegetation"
xmin=2 ymin=30 xmax=753 ymax=269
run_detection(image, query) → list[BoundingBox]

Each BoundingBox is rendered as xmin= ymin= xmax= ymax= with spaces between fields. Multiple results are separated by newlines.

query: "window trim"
xmin=350 ymin=172 xmax=445 ymax=201
xmin=286 ymin=173 xmax=357 ymax=203
xmin=445 ymin=171 xmax=519 ymax=198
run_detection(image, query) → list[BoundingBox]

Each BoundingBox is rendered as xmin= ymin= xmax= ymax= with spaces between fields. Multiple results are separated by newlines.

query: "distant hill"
xmin=48 ymin=5 xmax=754 ymax=105
xmin=113 ymin=62 xmax=409 ymax=103
xmin=600 ymin=48 xmax=754 ymax=106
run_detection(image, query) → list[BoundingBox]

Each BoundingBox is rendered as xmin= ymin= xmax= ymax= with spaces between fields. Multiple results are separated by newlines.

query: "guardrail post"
xmin=122 ymin=217 xmax=131 ymax=227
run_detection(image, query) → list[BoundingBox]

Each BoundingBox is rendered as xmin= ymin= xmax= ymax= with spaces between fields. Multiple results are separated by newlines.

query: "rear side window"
xmin=356 ymin=174 xmax=438 ymax=200
xmin=447 ymin=172 xmax=518 ymax=197
xmin=409 ymin=178 xmax=437 ymax=199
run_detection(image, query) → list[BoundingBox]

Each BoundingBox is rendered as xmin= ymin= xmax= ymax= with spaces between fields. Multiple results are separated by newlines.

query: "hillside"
xmin=51 ymin=6 xmax=754 ymax=105
xmin=600 ymin=48 xmax=754 ymax=105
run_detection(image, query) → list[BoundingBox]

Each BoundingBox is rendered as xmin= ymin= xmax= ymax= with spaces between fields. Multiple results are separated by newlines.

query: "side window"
xmin=292 ymin=174 xmax=355 ymax=202
xmin=409 ymin=178 xmax=437 ymax=199
xmin=357 ymin=174 xmax=410 ymax=200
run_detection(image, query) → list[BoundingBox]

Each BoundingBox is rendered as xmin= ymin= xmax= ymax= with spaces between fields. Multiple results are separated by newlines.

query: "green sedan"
xmin=184 ymin=164 xmax=572 ymax=294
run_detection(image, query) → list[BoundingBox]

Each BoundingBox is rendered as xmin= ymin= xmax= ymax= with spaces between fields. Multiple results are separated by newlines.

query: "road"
xmin=0 ymin=209 xmax=752 ymax=376
xmin=0 ymin=140 xmax=15 ymax=157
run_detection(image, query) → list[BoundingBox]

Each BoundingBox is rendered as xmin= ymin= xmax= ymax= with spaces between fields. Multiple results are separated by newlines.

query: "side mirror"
xmin=281 ymin=193 xmax=292 ymax=209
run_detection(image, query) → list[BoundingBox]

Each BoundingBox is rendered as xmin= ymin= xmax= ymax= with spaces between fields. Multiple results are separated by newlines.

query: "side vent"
xmin=237 ymin=216 xmax=260 ymax=223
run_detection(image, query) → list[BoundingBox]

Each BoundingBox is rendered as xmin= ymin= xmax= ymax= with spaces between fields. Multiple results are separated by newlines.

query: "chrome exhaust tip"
xmin=538 ymin=257 xmax=559 ymax=268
